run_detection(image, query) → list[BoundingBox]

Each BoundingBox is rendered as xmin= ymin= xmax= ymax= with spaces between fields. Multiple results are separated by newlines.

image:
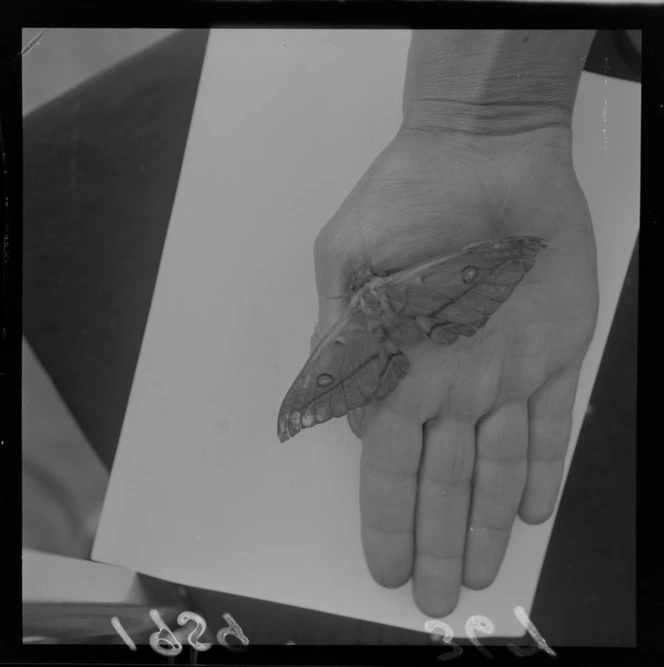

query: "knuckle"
xmin=364 ymin=524 xmax=412 ymax=540
xmin=360 ymin=459 xmax=416 ymax=485
xmin=424 ymin=441 xmax=475 ymax=486
xmin=475 ymin=462 xmax=527 ymax=504
xmin=471 ymin=499 xmax=519 ymax=531
xmin=530 ymin=420 xmax=572 ymax=462
xmin=417 ymin=549 xmax=464 ymax=566
xmin=447 ymin=396 xmax=484 ymax=422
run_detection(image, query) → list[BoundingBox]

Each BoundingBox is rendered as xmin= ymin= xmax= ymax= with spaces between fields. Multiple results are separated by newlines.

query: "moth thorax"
xmin=349 ymin=269 xmax=375 ymax=294
xmin=358 ymin=281 xmax=386 ymax=315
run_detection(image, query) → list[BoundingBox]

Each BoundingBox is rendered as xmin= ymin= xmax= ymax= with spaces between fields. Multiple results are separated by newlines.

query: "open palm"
xmin=312 ymin=127 xmax=599 ymax=616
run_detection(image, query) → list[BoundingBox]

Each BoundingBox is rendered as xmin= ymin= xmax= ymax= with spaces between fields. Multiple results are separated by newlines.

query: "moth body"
xmin=352 ymin=277 xmax=426 ymax=348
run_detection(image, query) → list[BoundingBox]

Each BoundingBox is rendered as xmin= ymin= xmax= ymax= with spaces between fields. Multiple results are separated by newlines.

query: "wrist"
xmin=402 ymin=30 xmax=595 ymax=137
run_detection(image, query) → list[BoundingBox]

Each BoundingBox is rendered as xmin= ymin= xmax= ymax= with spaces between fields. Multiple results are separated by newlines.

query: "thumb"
xmin=309 ymin=318 xmax=323 ymax=354
xmin=313 ymin=224 xmax=369 ymax=336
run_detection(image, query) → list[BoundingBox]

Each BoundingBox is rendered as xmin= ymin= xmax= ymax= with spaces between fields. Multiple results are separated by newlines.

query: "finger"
xmin=520 ymin=367 xmax=581 ymax=524
xmin=464 ymin=401 xmax=529 ymax=589
xmin=360 ymin=405 xmax=422 ymax=588
xmin=412 ymin=417 xmax=475 ymax=617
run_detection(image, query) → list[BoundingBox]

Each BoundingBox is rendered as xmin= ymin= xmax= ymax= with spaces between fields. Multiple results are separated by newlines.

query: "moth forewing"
xmin=277 ymin=304 xmax=369 ymax=442
xmin=306 ymin=305 xmax=357 ymax=361
xmin=381 ymin=236 xmax=548 ymax=287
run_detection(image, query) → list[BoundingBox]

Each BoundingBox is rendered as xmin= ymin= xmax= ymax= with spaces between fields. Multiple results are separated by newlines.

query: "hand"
xmin=312 ymin=125 xmax=598 ymax=616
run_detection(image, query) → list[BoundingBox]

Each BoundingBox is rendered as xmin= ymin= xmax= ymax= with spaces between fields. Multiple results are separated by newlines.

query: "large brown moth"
xmin=277 ymin=236 xmax=548 ymax=443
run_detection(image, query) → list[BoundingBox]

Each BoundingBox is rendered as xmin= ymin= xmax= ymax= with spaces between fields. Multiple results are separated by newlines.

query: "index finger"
xmin=360 ymin=405 xmax=423 ymax=588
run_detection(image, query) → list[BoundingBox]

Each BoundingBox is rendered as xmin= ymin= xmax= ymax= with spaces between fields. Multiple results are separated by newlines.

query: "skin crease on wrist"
xmin=402 ymin=30 xmax=597 ymax=137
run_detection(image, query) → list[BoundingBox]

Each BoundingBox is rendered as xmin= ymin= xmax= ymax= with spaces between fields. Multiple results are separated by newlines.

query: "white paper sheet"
xmin=92 ymin=30 xmax=640 ymax=638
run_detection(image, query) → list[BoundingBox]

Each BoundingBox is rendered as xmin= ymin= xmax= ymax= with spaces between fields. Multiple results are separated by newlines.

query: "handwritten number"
xmin=424 ymin=620 xmax=463 ymax=661
xmin=508 ymin=606 xmax=557 ymax=658
xmin=113 ymin=606 xmax=552 ymax=658
xmin=177 ymin=611 xmax=212 ymax=651
xmin=216 ymin=613 xmax=250 ymax=650
xmin=110 ymin=616 xmax=137 ymax=650
xmin=149 ymin=609 xmax=183 ymax=657
xmin=465 ymin=615 xmax=494 ymax=660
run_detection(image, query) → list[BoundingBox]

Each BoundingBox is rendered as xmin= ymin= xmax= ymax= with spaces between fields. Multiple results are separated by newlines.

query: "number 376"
xmin=425 ymin=606 xmax=555 ymax=660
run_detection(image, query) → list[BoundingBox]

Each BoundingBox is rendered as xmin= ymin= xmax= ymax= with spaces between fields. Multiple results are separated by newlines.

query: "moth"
xmin=277 ymin=236 xmax=548 ymax=443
